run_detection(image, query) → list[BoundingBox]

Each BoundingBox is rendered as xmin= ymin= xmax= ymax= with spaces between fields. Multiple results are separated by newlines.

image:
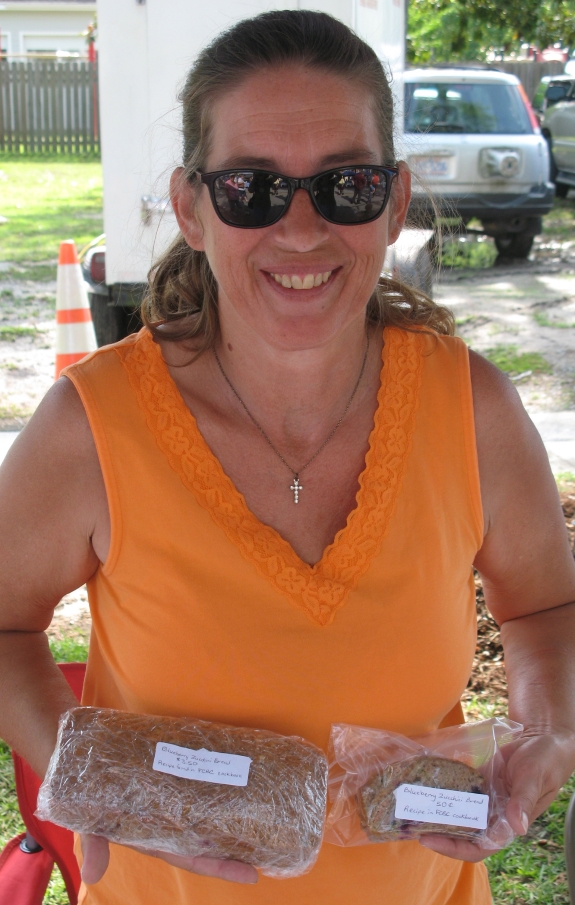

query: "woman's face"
xmin=172 ymin=66 xmax=411 ymax=352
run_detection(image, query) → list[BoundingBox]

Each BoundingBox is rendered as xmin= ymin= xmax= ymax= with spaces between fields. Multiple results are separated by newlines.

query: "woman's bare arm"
xmin=0 ymin=377 xmax=258 ymax=885
xmin=0 ymin=378 xmax=105 ymax=776
xmin=421 ymin=350 xmax=575 ymax=861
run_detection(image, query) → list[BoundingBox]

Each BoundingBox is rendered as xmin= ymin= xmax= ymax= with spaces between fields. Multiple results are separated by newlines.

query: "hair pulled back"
xmin=142 ymin=9 xmax=454 ymax=344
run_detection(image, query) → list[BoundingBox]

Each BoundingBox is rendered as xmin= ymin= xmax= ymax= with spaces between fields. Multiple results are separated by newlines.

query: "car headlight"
xmin=479 ymin=148 xmax=522 ymax=178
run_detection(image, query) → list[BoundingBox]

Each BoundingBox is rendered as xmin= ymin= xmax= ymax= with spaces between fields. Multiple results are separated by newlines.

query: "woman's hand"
xmin=419 ymin=725 xmax=575 ymax=862
xmin=80 ymin=834 xmax=259 ymax=885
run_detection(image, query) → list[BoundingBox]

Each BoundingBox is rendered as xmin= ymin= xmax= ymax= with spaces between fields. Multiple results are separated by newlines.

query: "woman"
xmin=0 ymin=11 xmax=574 ymax=905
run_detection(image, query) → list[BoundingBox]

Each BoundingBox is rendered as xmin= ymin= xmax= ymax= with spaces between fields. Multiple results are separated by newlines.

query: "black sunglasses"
xmin=198 ymin=165 xmax=398 ymax=229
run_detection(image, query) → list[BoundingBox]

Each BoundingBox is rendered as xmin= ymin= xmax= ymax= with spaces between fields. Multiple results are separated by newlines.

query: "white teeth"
xmin=270 ymin=271 xmax=333 ymax=290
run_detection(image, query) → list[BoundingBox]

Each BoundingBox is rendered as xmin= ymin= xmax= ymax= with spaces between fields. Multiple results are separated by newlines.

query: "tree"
xmin=407 ymin=0 xmax=575 ymax=64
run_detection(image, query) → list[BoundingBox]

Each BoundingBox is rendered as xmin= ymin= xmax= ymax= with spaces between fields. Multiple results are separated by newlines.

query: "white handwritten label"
xmin=153 ymin=743 xmax=252 ymax=787
xmin=394 ymin=783 xmax=489 ymax=830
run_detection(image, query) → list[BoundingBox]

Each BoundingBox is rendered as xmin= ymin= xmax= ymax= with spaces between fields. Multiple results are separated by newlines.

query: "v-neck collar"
xmin=119 ymin=327 xmax=423 ymax=626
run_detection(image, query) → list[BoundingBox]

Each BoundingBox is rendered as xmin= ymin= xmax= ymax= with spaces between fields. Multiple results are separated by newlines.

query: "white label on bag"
xmin=394 ymin=784 xmax=489 ymax=830
xmin=153 ymin=743 xmax=252 ymax=786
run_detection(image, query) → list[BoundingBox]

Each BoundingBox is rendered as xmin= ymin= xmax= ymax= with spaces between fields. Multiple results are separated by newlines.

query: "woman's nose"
xmin=274 ymin=186 xmax=330 ymax=249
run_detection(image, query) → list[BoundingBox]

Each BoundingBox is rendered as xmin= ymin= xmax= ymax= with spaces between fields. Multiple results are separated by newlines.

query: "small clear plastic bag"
xmin=325 ymin=717 xmax=523 ymax=850
xmin=36 ymin=706 xmax=328 ymax=878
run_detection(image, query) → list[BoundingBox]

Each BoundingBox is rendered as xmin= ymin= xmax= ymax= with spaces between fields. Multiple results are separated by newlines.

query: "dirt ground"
xmin=435 ymin=234 xmax=575 ymax=413
xmin=2 ymin=230 xmax=575 ymax=688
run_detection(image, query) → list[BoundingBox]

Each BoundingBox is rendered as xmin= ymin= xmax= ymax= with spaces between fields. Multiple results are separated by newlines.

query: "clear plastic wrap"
xmin=324 ymin=718 xmax=523 ymax=850
xmin=36 ymin=707 xmax=328 ymax=878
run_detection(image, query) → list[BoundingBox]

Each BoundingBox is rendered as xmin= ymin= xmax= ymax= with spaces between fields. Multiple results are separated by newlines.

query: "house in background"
xmin=0 ymin=1 xmax=96 ymax=56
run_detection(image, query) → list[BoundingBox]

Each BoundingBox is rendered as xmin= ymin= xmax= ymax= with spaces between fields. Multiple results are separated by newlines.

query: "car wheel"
xmin=494 ymin=233 xmax=534 ymax=259
xmin=89 ymin=294 xmax=132 ymax=346
xmin=546 ymin=139 xmax=558 ymax=182
xmin=545 ymin=140 xmax=570 ymax=197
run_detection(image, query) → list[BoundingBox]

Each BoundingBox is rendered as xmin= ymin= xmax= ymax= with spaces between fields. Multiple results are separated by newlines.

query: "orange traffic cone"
xmin=55 ymin=240 xmax=97 ymax=379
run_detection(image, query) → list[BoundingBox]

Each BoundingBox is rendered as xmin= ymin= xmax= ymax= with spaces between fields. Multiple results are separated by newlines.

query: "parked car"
xmin=539 ymin=76 xmax=575 ymax=198
xmin=532 ymin=74 xmax=575 ymax=115
xmin=403 ymin=68 xmax=554 ymax=258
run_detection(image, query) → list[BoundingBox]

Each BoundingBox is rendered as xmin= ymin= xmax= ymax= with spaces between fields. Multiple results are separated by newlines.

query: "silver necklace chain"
xmin=213 ymin=334 xmax=370 ymax=503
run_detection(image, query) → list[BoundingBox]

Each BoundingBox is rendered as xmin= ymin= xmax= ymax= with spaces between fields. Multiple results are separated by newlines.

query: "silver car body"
xmin=401 ymin=69 xmax=554 ymax=239
xmin=541 ymin=76 xmax=575 ymax=191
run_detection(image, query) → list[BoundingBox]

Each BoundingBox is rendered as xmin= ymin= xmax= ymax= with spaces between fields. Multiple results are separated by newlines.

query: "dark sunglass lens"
xmin=213 ymin=172 xmax=290 ymax=226
xmin=315 ymin=168 xmax=388 ymax=223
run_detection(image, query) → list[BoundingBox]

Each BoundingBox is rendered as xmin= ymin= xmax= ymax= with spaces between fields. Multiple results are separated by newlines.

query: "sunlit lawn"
xmin=0 ymin=158 xmax=103 ymax=275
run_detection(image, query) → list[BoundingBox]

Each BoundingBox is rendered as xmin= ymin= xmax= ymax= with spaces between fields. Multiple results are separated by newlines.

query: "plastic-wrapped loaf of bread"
xmin=324 ymin=718 xmax=524 ymax=851
xmin=358 ymin=755 xmax=485 ymax=841
xmin=36 ymin=707 xmax=328 ymax=878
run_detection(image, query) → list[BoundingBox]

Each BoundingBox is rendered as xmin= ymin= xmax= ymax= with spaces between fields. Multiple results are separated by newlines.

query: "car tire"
xmin=494 ymin=233 xmax=534 ymax=259
xmin=546 ymin=139 xmax=558 ymax=182
xmin=89 ymin=293 xmax=133 ymax=347
xmin=544 ymin=137 xmax=569 ymax=196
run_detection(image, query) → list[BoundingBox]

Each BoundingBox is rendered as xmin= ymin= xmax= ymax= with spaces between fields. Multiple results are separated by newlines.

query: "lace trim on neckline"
xmin=118 ymin=327 xmax=422 ymax=626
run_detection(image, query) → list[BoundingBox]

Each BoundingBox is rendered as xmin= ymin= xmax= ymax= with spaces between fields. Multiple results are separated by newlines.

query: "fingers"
xmin=131 ymin=846 xmax=259 ymax=885
xmin=505 ymin=797 xmax=531 ymax=837
xmin=504 ymin=737 xmax=564 ymax=835
xmin=165 ymin=853 xmax=258 ymax=885
xmin=80 ymin=834 xmax=110 ymax=885
xmin=505 ymin=772 xmax=557 ymax=836
xmin=419 ymin=834 xmax=494 ymax=863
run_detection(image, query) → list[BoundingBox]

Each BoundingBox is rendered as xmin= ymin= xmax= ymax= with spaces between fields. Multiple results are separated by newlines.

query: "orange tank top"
xmin=63 ymin=326 xmax=491 ymax=905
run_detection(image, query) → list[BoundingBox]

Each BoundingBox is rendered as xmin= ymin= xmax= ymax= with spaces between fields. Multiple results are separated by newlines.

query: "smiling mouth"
xmin=269 ymin=271 xmax=333 ymax=290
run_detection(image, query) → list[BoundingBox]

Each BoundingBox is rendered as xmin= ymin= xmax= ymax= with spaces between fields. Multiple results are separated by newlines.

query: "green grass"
xmin=0 ymin=325 xmax=39 ymax=341
xmin=1 ymin=264 xmax=60 ymax=283
xmin=556 ymin=472 xmax=575 ymax=492
xmin=0 ymin=402 xmax=33 ymax=421
xmin=542 ymin=197 xmax=575 ymax=239
xmin=49 ymin=636 xmax=88 ymax=663
xmin=438 ymin=236 xmax=498 ymax=270
xmin=485 ymin=345 xmax=552 ymax=376
xmin=533 ymin=311 xmax=575 ymax=329
xmin=0 ymin=160 xmax=103 ymax=273
xmin=0 ymin=741 xmax=26 ymax=844
xmin=486 ymin=772 xmax=575 ymax=904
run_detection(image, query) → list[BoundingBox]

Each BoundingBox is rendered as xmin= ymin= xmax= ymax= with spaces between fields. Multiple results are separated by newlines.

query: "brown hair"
xmin=142 ymin=10 xmax=454 ymax=344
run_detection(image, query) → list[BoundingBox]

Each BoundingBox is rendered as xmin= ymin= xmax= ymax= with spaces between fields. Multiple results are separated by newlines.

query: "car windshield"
xmin=404 ymin=81 xmax=533 ymax=134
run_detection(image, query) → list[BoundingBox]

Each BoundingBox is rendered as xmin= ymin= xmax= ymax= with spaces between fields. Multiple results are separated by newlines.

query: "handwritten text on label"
xmin=394 ymin=783 xmax=489 ymax=830
xmin=153 ymin=742 xmax=252 ymax=787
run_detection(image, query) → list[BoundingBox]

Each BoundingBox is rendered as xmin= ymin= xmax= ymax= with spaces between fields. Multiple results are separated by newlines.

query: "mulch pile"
xmin=464 ymin=492 xmax=575 ymax=710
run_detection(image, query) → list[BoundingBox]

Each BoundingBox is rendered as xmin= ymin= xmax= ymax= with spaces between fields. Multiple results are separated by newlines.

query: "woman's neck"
xmin=159 ymin=310 xmax=382 ymax=456
xmin=213 ymin=313 xmax=377 ymax=449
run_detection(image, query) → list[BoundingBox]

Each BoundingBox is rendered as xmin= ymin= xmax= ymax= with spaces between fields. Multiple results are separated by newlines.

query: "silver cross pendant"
xmin=290 ymin=476 xmax=302 ymax=504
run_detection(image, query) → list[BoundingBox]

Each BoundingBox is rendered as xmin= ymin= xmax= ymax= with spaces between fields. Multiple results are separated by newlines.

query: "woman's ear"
xmin=170 ymin=167 xmax=206 ymax=251
xmin=387 ymin=161 xmax=412 ymax=246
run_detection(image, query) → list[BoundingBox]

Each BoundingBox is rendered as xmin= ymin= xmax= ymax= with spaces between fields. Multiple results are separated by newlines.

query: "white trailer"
xmin=87 ymin=0 xmax=414 ymax=344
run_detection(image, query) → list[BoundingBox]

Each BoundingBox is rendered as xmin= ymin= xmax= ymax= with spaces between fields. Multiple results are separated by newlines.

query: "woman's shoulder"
xmin=62 ymin=328 xmax=148 ymax=376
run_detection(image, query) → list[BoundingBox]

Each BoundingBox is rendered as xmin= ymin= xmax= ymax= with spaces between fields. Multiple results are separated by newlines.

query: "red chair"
xmin=0 ymin=662 xmax=86 ymax=905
